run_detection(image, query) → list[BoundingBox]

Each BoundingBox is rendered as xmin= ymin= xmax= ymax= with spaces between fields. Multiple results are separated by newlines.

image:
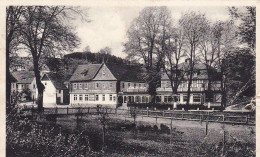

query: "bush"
xmin=6 ymin=110 xmax=97 ymax=156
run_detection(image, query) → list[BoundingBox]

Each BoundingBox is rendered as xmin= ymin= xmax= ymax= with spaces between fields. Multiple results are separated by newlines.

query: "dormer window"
xmin=81 ymin=70 xmax=88 ymax=77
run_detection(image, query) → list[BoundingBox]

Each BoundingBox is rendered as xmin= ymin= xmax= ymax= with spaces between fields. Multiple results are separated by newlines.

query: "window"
xmin=79 ymin=83 xmax=82 ymax=89
xmin=84 ymin=83 xmax=88 ymax=89
xmin=215 ymin=94 xmax=222 ymax=103
xmin=102 ymin=70 xmax=106 ymax=76
xmin=193 ymin=81 xmax=197 ymax=88
xmin=95 ymin=95 xmax=99 ymax=101
xmin=193 ymin=94 xmax=201 ymax=102
xmin=33 ymin=84 xmax=36 ymax=89
xmin=183 ymin=94 xmax=188 ymax=102
xmin=79 ymin=95 xmax=83 ymax=101
xmin=144 ymin=84 xmax=146 ymax=87
xmin=156 ymin=96 xmax=162 ymax=102
xmin=74 ymin=95 xmax=77 ymax=101
xmin=73 ymin=83 xmax=77 ymax=89
xmin=113 ymin=96 xmax=116 ymax=102
xmin=110 ymin=83 xmax=113 ymax=88
xmin=134 ymin=83 xmax=136 ymax=88
xmin=85 ymin=95 xmax=89 ymax=101
xmin=128 ymin=83 xmax=130 ymax=88
xmin=136 ymin=96 xmax=140 ymax=103
xmin=122 ymin=83 xmax=125 ymax=88
xmin=102 ymin=95 xmax=105 ymax=101
xmin=139 ymin=84 xmax=141 ymax=88
xmin=142 ymin=96 xmax=145 ymax=103
xmin=59 ymin=90 xmax=61 ymax=94
xmin=102 ymin=83 xmax=105 ymax=89
xmin=109 ymin=95 xmax=112 ymax=101
xmin=164 ymin=96 xmax=173 ymax=102
xmin=22 ymin=85 xmax=24 ymax=88
xmin=96 ymin=83 xmax=99 ymax=88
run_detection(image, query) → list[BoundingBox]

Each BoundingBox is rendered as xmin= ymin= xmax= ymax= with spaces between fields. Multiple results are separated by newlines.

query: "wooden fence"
xmin=20 ymin=107 xmax=255 ymax=125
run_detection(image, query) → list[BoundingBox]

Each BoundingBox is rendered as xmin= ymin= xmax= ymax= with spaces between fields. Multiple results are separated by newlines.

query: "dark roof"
xmin=119 ymin=64 xmax=146 ymax=82
xmin=69 ymin=64 xmax=102 ymax=82
xmin=42 ymin=73 xmax=68 ymax=90
xmin=11 ymin=71 xmax=35 ymax=84
xmin=69 ymin=63 xmax=147 ymax=83
xmin=104 ymin=63 xmax=146 ymax=82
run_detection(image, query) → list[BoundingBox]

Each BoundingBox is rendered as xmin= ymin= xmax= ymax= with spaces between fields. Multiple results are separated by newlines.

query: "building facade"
xmin=69 ymin=63 xmax=150 ymax=107
xmin=156 ymin=63 xmax=222 ymax=108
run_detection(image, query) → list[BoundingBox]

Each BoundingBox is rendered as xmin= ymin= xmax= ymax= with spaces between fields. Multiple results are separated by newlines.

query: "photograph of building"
xmin=5 ymin=3 xmax=257 ymax=157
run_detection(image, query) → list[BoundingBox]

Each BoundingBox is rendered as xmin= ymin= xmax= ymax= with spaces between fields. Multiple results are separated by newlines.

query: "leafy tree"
xmin=229 ymin=6 xmax=256 ymax=54
xmin=12 ymin=6 xmax=88 ymax=112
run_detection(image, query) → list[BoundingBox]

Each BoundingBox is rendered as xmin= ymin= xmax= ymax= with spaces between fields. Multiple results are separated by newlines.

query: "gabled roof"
xmin=69 ymin=64 xmax=103 ymax=82
xmin=11 ymin=71 xmax=35 ymax=84
xmin=42 ymin=73 xmax=68 ymax=90
xmin=69 ymin=63 xmax=147 ymax=83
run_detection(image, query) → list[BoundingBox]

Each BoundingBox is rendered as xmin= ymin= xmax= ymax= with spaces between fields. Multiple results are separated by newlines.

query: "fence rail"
xmin=20 ymin=107 xmax=255 ymax=125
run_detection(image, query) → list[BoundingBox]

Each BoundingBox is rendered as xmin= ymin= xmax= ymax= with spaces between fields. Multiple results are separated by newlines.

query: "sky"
xmin=73 ymin=6 xmax=231 ymax=58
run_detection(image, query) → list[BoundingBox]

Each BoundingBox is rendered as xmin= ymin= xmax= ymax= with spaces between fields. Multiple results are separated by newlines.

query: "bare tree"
xmin=98 ymin=46 xmax=112 ymax=62
xmin=179 ymin=11 xmax=210 ymax=107
xmin=16 ymin=6 xmax=88 ymax=112
xmin=6 ymin=6 xmax=24 ymax=110
xmin=213 ymin=20 xmax=237 ymax=109
xmin=124 ymin=7 xmax=174 ymax=101
xmin=197 ymin=21 xmax=220 ymax=102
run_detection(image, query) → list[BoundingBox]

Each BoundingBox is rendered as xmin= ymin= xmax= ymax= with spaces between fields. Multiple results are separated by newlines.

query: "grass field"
xmin=55 ymin=114 xmax=255 ymax=156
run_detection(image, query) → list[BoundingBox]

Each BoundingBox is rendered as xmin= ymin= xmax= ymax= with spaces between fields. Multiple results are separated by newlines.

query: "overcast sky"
xmin=73 ymin=6 xmax=231 ymax=58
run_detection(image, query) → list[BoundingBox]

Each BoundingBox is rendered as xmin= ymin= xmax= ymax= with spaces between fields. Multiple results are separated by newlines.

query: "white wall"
xmin=70 ymin=93 xmax=118 ymax=107
xmin=42 ymin=80 xmax=56 ymax=107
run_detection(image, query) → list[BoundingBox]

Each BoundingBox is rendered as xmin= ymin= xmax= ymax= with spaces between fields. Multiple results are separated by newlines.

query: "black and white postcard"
xmin=2 ymin=0 xmax=259 ymax=156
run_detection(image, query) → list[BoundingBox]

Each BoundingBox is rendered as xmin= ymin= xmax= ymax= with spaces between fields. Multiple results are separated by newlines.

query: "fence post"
xmin=31 ymin=107 xmax=34 ymax=119
xmin=222 ymin=115 xmax=225 ymax=122
xmin=55 ymin=107 xmax=58 ymax=114
xmin=170 ymin=118 xmax=173 ymax=144
xmin=206 ymin=120 xmax=208 ymax=135
xmin=163 ymin=111 xmax=165 ymax=118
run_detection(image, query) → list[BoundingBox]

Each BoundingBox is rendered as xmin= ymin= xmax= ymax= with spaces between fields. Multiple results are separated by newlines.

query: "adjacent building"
xmin=11 ymin=71 xmax=35 ymax=102
xmin=156 ymin=61 xmax=222 ymax=108
xmin=69 ymin=63 xmax=150 ymax=107
xmin=41 ymin=73 xmax=70 ymax=106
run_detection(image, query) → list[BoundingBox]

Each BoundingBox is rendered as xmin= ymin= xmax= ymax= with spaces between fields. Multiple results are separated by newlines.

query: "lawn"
xmin=7 ymin=113 xmax=255 ymax=157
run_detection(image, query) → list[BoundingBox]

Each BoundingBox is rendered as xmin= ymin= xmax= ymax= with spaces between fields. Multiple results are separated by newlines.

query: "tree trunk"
xmin=6 ymin=43 xmax=11 ymax=112
xmin=220 ymin=67 xmax=226 ymax=110
xmin=186 ymin=70 xmax=193 ymax=109
xmin=33 ymin=58 xmax=45 ymax=112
